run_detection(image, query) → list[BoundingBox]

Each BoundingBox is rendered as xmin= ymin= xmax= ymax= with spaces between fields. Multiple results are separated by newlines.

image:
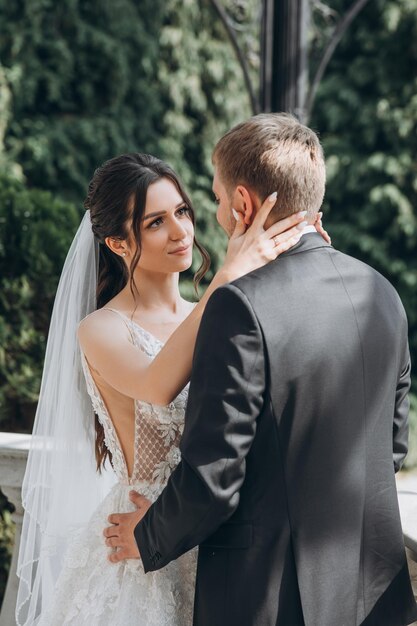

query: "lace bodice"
xmin=80 ymin=309 xmax=189 ymax=491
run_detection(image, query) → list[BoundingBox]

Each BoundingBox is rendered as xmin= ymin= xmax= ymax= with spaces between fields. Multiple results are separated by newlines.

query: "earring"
xmin=122 ymin=252 xmax=127 ymax=257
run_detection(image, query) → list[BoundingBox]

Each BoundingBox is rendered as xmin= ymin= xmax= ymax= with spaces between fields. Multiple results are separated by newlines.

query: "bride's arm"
xmin=78 ymin=202 xmax=307 ymax=405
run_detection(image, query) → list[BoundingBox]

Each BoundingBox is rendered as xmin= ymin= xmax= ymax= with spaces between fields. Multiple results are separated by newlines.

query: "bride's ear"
xmin=233 ymin=185 xmax=256 ymax=226
xmin=104 ymin=237 xmax=129 ymax=259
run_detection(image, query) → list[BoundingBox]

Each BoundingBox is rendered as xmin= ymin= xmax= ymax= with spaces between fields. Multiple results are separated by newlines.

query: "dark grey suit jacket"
xmin=135 ymin=233 xmax=417 ymax=626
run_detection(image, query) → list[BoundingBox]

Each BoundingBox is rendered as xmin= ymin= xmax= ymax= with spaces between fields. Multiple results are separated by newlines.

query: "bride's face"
xmin=132 ymin=177 xmax=194 ymax=274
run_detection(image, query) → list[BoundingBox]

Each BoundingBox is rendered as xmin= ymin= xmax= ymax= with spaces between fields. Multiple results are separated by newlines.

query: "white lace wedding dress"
xmin=38 ymin=309 xmax=197 ymax=625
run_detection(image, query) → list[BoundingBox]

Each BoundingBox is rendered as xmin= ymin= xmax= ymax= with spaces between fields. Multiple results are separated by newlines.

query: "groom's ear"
xmin=233 ymin=185 xmax=258 ymax=225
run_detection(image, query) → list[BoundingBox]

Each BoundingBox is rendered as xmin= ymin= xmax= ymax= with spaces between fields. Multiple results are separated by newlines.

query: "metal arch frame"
xmin=207 ymin=0 xmax=260 ymax=114
xmin=306 ymin=0 xmax=372 ymax=120
xmin=207 ymin=0 xmax=372 ymax=119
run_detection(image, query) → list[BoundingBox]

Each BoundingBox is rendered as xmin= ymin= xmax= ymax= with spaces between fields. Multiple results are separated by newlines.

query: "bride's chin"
xmin=178 ymin=260 xmax=193 ymax=273
xmin=181 ymin=259 xmax=193 ymax=272
xmin=168 ymin=256 xmax=193 ymax=273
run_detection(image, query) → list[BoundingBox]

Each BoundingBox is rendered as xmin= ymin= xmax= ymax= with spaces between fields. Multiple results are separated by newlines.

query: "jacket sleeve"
xmin=392 ymin=300 xmax=412 ymax=473
xmin=393 ymin=341 xmax=411 ymax=473
xmin=134 ymin=283 xmax=266 ymax=572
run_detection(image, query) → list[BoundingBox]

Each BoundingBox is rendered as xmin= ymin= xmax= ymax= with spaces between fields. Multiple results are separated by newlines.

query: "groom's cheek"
xmin=215 ymin=203 xmax=232 ymax=236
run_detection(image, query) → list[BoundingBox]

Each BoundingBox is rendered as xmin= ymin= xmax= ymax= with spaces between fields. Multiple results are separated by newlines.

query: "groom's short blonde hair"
xmin=212 ymin=113 xmax=326 ymax=220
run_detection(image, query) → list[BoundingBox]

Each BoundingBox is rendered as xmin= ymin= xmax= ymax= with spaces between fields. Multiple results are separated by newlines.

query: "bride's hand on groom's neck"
xmin=103 ymin=491 xmax=151 ymax=563
xmin=223 ymin=194 xmax=308 ymax=280
xmin=315 ymin=211 xmax=331 ymax=244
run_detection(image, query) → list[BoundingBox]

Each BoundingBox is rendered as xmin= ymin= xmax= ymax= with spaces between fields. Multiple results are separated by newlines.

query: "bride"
xmin=16 ymin=152 xmax=325 ymax=625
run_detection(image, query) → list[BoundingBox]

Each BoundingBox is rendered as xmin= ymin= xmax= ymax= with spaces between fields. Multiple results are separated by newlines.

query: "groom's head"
xmin=212 ymin=113 xmax=326 ymax=235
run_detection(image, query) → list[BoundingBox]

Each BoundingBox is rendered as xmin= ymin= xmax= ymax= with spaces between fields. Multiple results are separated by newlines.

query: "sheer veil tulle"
xmin=16 ymin=211 xmax=116 ymax=625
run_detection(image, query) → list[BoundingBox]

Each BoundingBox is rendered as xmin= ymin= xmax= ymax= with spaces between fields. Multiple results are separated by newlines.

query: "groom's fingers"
xmin=103 ymin=525 xmax=119 ymax=538
xmin=108 ymin=514 xmax=120 ymax=525
xmin=105 ymin=537 xmax=120 ymax=548
xmin=108 ymin=547 xmax=140 ymax=563
xmin=109 ymin=548 xmax=129 ymax=563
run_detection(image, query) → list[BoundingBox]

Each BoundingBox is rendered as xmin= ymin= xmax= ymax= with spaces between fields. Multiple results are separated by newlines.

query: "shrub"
xmin=0 ymin=171 xmax=81 ymax=430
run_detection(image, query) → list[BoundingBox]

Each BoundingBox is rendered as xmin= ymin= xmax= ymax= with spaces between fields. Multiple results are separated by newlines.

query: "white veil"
xmin=16 ymin=211 xmax=115 ymax=625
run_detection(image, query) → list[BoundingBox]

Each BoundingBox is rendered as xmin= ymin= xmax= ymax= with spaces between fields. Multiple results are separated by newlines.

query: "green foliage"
xmin=0 ymin=62 xmax=22 ymax=179
xmin=0 ymin=171 xmax=81 ymax=428
xmin=0 ymin=0 xmax=163 ymax=201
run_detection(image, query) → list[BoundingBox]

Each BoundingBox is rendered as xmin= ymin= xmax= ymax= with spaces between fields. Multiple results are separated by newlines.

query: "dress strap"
xmin=102 ymin=308 xmax=135 ymax=343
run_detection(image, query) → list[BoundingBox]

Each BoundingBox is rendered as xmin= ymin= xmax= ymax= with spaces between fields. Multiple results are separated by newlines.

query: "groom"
xmin=105 ymin=113 xmax=417 ymax=625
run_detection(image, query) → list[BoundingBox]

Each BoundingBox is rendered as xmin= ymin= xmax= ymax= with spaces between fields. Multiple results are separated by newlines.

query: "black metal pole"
xmin=260 ymin=0 xmax=310 ymax=122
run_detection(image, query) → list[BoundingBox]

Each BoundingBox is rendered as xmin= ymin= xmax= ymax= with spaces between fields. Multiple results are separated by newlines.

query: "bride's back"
xmin=79 ymin=308 xmax=189 ymax=490
xmin=84 ymin=359 xmax=136 ymax=475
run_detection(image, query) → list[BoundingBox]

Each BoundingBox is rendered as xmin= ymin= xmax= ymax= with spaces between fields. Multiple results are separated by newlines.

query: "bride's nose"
xmin=170 ymin=218 xmax=189 ymax=241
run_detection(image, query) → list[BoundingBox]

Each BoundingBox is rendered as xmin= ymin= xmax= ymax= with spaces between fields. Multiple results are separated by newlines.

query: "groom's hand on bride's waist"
xmin=104 ymin=491 xmax=151 ymax=563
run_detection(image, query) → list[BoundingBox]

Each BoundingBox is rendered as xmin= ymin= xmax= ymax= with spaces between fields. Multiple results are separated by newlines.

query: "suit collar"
xmin=278 ymin=232 xmax=333 ymax=258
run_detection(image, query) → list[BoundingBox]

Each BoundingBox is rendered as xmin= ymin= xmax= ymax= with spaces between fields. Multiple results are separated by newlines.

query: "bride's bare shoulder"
xmin=78 ymin=309 xmax=129 ymax=348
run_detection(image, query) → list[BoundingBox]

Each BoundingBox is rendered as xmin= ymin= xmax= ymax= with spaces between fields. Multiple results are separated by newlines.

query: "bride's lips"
xmin=169 ymin=244 xmax=192 ymax=255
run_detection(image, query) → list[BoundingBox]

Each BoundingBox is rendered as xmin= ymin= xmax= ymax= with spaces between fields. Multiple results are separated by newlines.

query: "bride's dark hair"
xmin=84 ymin=153 xmax=211 ymax=470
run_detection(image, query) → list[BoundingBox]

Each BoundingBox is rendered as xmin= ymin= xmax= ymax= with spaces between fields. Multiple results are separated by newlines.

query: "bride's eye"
xmin=177 ymin=205 xmax=191 ymax=216
xmin=148 ymin=217 xmax=163 ymax=229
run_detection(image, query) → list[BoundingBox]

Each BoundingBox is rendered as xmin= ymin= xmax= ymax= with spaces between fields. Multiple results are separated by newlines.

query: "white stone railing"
xmin=0 ymin=431 xmax=416 ymax=624
xmin=397 ymin=471 xmax=417 ymax=609
xmin=0 ymin=432 xmax=31 ymax=626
